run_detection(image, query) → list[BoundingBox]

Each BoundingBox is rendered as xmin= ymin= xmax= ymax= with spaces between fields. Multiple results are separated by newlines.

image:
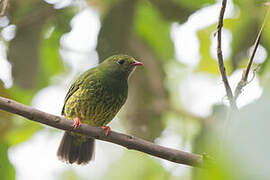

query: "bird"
xmin=57 ymin=54 xmax=143 ymax=165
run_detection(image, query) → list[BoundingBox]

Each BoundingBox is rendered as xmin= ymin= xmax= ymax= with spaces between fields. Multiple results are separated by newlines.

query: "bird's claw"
xmin=73 ymin=117 xmax=82 ymax=129
xmin=101 ymin=126 xmax=111 ymax=136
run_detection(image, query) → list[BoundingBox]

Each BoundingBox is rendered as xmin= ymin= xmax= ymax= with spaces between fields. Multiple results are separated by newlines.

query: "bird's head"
xmin=100 ymin=54 xmax=143 ymax=80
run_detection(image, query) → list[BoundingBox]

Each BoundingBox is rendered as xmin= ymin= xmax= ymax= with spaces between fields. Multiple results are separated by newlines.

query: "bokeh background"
xmin=1 ymin=0 xmax=270 ymax=179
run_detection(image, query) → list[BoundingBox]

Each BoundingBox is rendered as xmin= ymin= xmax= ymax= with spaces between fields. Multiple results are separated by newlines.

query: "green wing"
xmin=61 ymin=79 xmax=83 ymax=115
xmin=61 ymin=68 xmax=97 ymax=115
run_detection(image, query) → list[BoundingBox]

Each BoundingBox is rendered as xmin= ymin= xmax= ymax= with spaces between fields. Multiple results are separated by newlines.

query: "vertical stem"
xmin=217 ymin=0 xmax=237 ymax=110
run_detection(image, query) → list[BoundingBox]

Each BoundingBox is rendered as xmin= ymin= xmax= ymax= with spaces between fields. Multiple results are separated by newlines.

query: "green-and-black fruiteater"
xmin=57 ymin=54 xmax=143 ymax=164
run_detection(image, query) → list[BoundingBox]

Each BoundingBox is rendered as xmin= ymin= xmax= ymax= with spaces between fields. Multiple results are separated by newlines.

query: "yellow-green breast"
xmin=63 ymin=71 xmax=128 ymax=127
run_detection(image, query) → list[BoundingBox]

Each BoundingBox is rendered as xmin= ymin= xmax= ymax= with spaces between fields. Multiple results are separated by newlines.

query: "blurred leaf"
xmin=9 ymin=86 xmax=37 ymax=104
xmin=0 ymin=81 xmax=14 ymax=139
xmin=195 ymin=158 xmax=241 ymax=180
xmin=7 ymin=3 xmax=74 ymax=104
xmin=39 ymin=26 xmax=64 ymax=87
xmin=61 ymin=169 xmax=81 ymax=180
xmin=39 ymin=8 xmax=74 ymax=87
xmin=8 ymin=0 xmax=42 ymax=22
xmin=4 ymin=120 xmax=42 ymax=146
xmin=105 ymin=151 xmax=170 ymax=180
xmin=8 ymin=1 xmax=54 ymax=89
xmin=97 ymin=0 xmax=136 ymax=60
xmin=232 ymin=0 xmax=265 ymax=7
xmin=0 ymin=142 xmax=16 ymax=180
xmin=174 ymin=0 xmax=215 ymax=9
xmin=0 ymin=81 xmax=10 ymax=98
xmin=229 ymin=14 xmax=258 ymax=69
xmin=134 ymin=1 xmax=174 ymax=61
xmin=197 ymin=25 xmax=218 ymax=74
xmin=87 ymin=0 xmax=125 ymax=12
xmin=149 ymin=0 xmax=195 ymax=22
xmin=197 ymin=23 xmax=232 ymax=75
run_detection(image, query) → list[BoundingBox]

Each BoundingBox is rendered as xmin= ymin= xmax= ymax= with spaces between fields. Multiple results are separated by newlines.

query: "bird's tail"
xmin=57 ymin=131 xmax=95 ymax=165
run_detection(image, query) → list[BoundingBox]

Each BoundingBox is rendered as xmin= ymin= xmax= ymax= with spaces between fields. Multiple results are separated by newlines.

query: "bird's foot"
xmin=101 ymin=126 xmax=111 ymax=136
xmin=73 ymin=117 xmax=82 ymax=129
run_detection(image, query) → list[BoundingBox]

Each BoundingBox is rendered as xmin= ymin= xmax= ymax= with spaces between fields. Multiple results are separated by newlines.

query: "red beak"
xmin=131 ymin=60 xmax=143 ymax=66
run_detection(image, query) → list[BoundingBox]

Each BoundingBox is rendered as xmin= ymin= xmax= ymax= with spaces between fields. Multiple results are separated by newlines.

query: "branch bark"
xmin=216 ymin=0 xmax=237 ymax=110
xmin=0 ymin=96 xmax=204 ymax=167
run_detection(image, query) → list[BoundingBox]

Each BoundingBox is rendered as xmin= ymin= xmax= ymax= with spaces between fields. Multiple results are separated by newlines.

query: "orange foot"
xmin=101 ymin=126 xmax=111 ymax=136
xmin=73 ymin=117 xmax=81 ymax=129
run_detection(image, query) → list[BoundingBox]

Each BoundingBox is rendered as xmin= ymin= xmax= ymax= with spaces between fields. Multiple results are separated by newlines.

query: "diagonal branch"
xmin=234 ymin=4 xmax=270 ymax=101
xmin=216 ymin=0 xmax=237 ymax=110
xmin=0 ymin=96 xmax=204 ymax=168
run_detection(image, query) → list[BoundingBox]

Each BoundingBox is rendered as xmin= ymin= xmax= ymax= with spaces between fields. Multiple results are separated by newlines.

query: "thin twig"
xmin=234 ymin=4 xmax=270 ymax=101
xmin=0 ymin=0 xmax=8 ymax=17
xmin=216 ymin=0 xmax=237 ymax=110
xmin=0 ymin=96 xmax=204 ymax=168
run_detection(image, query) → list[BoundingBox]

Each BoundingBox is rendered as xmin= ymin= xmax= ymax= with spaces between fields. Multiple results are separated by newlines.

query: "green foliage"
xmin=105 ymin=151 xmax=170 ymax=180
xmin=0 ymin=2 xmax=75 ymax=179
xmin=175 ymin=0 xmax=215 ymax=9
xmin=0 ymin=142 xmax=16 ymax=180
xmin=229 ymin=13 xmax=258 ymax=69
xmin=40 ymin=27 xmax=62 ymax=84
xmin=197 ymin=25 xmax=220 ymax=74
xmin=61 ymin=169 xmax=82 ymax=180
xmin=1 ymin=0 xmax=270 ymax=179
xmin=39 ymin=8 xmax=74 ymax=88
xmin=197 ymin=24 xmax=232 ymax=75
xmin=134 ymin=1 xmax=174 ymax=61
xmin=4 ymin=120 xmax=42 ymax=146
xmin=9 ymin=86 xmax=37 ymax=104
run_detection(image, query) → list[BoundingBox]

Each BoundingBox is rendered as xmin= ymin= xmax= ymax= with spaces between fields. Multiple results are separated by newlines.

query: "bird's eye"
xmin=117 ymin=59 xmax=125 ymax=65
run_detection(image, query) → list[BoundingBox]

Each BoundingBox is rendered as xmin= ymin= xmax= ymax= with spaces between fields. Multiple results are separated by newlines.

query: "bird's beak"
xmin=131 ymin=60 xmax=143 ymax=66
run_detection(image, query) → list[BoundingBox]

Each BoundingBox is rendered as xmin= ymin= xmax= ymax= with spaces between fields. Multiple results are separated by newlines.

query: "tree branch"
xmin=216 ymin=0 xmax=237 ymax=110
xmin=234 ymin=4 xmax=270 ymax=101
xmin=0 ymin=96 xmax=204 ymax=167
